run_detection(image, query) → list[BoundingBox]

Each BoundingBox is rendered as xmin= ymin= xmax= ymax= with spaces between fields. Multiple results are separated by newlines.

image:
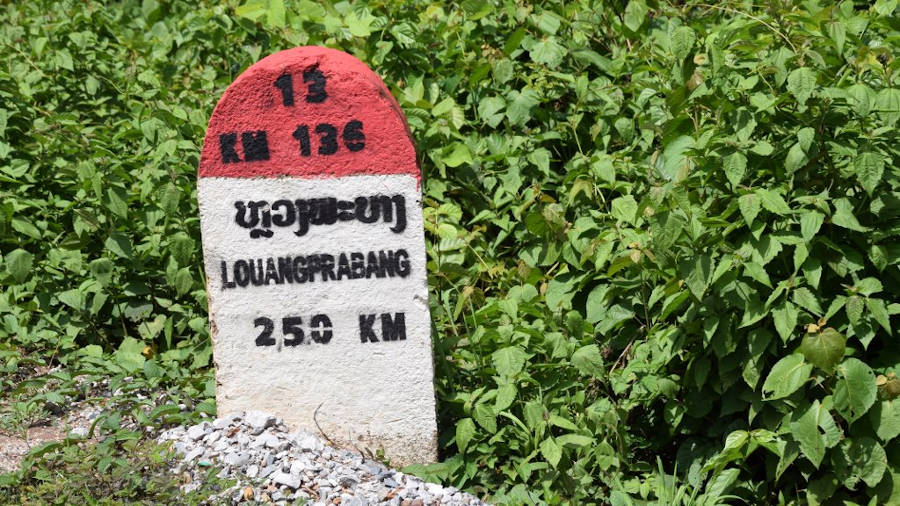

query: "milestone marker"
xmin=197 ymin=47 xmax=437 ymax=465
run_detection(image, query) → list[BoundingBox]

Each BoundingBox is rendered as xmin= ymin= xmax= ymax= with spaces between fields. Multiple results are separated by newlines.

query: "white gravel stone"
xmin=271 ymin=470 xmax=301 ymax=489
xmin=69 ymin=426 xmax=89 ymax=438
xmin=160 ymin=411 xmax=488 ymax=505
xmin=186 ymin=424 xmax=206 ymax=441
xmin=244 ymin=410 xmax=276 ymax=434
xmin=183 ymin=447 xmax=204 ymax=461
xmin=293 ymin=432 xmax=324 ymax=452
xmin=222 ymin=452 xmax=250 ymax=467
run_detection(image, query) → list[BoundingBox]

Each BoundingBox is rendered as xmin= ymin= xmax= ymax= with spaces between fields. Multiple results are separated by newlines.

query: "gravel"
xmin=158 ymin=411 xmax=488 ymax=505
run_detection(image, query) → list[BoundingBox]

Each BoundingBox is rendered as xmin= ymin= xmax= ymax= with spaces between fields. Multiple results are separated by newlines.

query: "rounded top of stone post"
xmin=198 ymin=46 xmax=418 ymax=181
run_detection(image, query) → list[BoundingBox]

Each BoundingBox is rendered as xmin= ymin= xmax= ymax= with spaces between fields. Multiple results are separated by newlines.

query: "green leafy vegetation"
xmin=2 ymin=437 xmax=232 ymax=504
xmin=1 ymin=0 xmax=899 ymax=503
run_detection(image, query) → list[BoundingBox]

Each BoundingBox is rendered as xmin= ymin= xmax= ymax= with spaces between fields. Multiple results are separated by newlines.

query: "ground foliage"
xmin=2 ymin=437 xmax=232 ymax=505
xmin=1 ymin=0 xmax=900 ymax=503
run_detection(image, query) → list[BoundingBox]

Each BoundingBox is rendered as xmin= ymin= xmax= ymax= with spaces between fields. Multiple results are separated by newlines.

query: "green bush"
xmin=1 ymin=0 xmax=898 ymax=503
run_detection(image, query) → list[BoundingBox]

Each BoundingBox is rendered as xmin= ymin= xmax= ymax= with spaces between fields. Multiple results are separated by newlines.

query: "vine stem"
xmin=695 ymin=3 xmax=798 ymax=54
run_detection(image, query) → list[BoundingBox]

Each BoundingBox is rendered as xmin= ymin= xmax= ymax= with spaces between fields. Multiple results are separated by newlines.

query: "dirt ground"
xmin=0 ymin=424 xmax=70 ymax=473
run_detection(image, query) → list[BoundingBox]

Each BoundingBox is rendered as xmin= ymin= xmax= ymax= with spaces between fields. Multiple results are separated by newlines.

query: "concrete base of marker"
xmin=200 ymin=174 xmax=437 ymax=466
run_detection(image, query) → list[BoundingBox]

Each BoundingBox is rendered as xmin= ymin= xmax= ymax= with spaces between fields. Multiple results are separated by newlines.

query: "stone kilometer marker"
xmin=197 ymin=47 xmax=436 ymax=466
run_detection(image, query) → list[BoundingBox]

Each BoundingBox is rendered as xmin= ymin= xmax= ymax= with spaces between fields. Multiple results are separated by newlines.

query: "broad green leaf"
xmin=169 ymin=232 xmax=195 ymax=266
xmin=106 ymin=187 xmax=129 ymax=218
xmin=523 ymin=401 xmax=545 ymax=430
xmin=751 ymin=140 xmax=774 ymax=155
xmin=681 ymin=254 xmax=713 ymax=299
xmin=773 ymin=302 xmax=799 ymax=342
xmin=659 ymin=135 xmax=693 ymax=181
xmin=757 ymin=188 xmax=791 ymax=215
xmin=790 ymin=401 xmax=826 ymax=468
xmin=866 ymin=298 xmax=891 ymax=334
xmin=834 ymin=358 xmax=877 ymax=423
xmin=743 ymin=261 xmax=772 ymax=288
xmin=875 ymin=0 xmax=899 ymax=16
xmin=855 ymin=278 xmax=882 ymax=296
xmin=803 ymin=257 xmax=823 ymax=289
xmin=792 ymin=287 xmax=822 ymax=315
xmin=846 ymin=295 xmax=864 ymax=325
xmin=90 ymin=258 xmax=114 ymax=286
xmin=78 ymin=345 xmax=102 ymax=358
xmin=776 ymin=440 xmax=801 ymax=480
xmin=556 ymin=433 xmax=595 ymax=447
xmin=442 ymin=143 xmax=472 ymax=167
xmin=876 ymin=88 xmax=900 ymax=125
xmin=762 ymin=354 xmax=812 ymax=400
xmin=869 ymin=244 xmax=889 ymax=272
xmin=596 ymin=304 xmax=634 ymax=335
xmin=11 ymin=217 xmax=41 ymax=239
xmin=235 ymin=0 xmax=267 ymax=20
xmin=503 ymin=27 xmax=526 ymax=54
xmin=540 ymin=437 xmax=562 ymax=468
xmin=623 ymin=0 xmax=647 ymax=31
xmin=266 ymin=0 xmax=285 ymax=27
xmin=855 ymin=151 xmax=884 ymax=195
xmin=506 ymin=89 xmax=540 ymax=126
xmin=173 ymin=268 xmax=193 ymax=296
xmin=793 ymin=243 xmax=809 ymax=272
xmin=488 ymin=58 xmax=515 ymax=85
xmin=739 ymin=193 xmax=760 ymax=227
xmin=784 ymin=143 xmax=808 ymax=173
xmin=529 ymin=148 xmax=551 ymax=175
xmin=492 ymin=346 xmax=527 ymax=377
xmin=610 ymin=195 xmax=638 ymax=224
xmin=455 ymin=418 xmax=476 ymax=452
xmin=787 ymin=67 xmax=816 ymax=106
xmin=5 ymin=248 xmax=34 ymax=283
xmin=114 ymin=337 xmax=146 ymax=373
xmin=871 ymin=400 xmax=900 ymax=442
xmin=723 ymin=430 xmax=749 ymax=453
xmin=344 ymin=11 xmax=372 ymax=37
xmin=846 ymin=83 xmax=872 ymax=116
xmin=572 ymin=344 xmax=604 ymax=376
xmin=591 ymin=155 xmax=615 ymax=184
xmin=549 ymin=414 xmax=579 ymax=432
xmin=477 ymin=96 xmax=505 ymax=128
xmin=473 ymin=403 xmax=497 ymax=433
xmin=797 ymin=127 xmax=815 ymax=152
xmin=57 ymin=288 xmax=84 ymax=309
xmin=800 ymin=328 xmax=845 ymax=373
xmin=670 ymin=26 xmax=695 ymax=61
xmin=650 ymin=211 xmax=685 ymax=251
xmin=835 ymin=437 xmax=887 ymax=489
xmin=461 ymin=0 xmax=493 ymax=20
xmin=832 ymin=198 xmax=869 ymax=232
xmin=817 ymin=401 xmax=844 ymax=449
xmin=105 ymin=232 xmax=133 ymax=259
xmin=586 ymin=284 xmax=609 ymax=324
xmin=723 ymin=152 xmax=746 ymax=187
xmin=533 ymin=11 xmax=561 ymax=33
xmin=546 ymin=275 xmax=575 ymax=311
xmin=705 ymin=468 xmax=740 ymax=498
xmin=530 ymin=38 xmax=566 ymax=68
xmin=494 ymin=384 xmax=517 ymax=412
xmin=800 ymin=212 xmax=824 ymax=241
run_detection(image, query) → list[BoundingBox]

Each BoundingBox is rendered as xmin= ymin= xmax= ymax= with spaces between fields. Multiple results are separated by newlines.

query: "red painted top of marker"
xmin=198 ymin=46 xmax=418 ymax=180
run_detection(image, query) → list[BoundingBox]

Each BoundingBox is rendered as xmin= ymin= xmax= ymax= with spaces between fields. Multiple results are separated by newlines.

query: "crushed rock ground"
xmin=158 ymin=411 xmax=489 ymax=505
